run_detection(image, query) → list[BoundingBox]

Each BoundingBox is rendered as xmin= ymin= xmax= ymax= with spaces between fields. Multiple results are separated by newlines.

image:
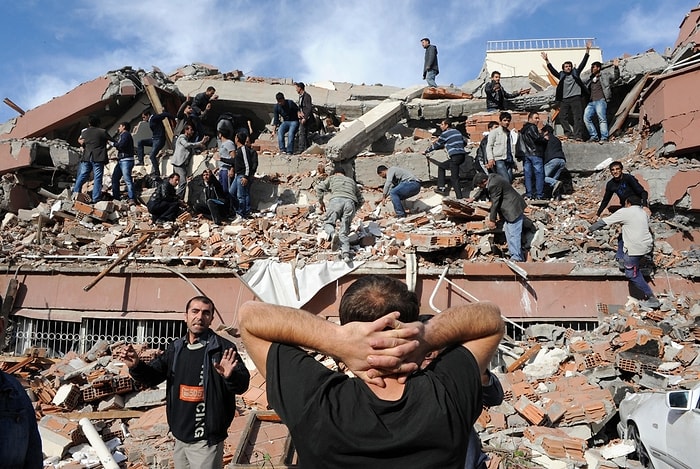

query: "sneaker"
xmin=590 ymin=137 xmax=599 ymax=142
xmin=434 ymin=187 xmax=448 ymax=196
xmin=640 ymin=296 xmax=661 ymax=309
xmin=232 ymin=215 xmax=244 ymax=224
xmin=342 ymin=253 xmax=351 ymax=263
xmin=600 ymin=138 xmax=608 ymax=143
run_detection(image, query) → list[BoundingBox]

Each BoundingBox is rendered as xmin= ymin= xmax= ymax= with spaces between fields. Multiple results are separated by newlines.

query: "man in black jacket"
xmin=542 ymin=125 xmax=567 ymax=199
xmin=74 ymin=115 xmax=111 ymax=203
xmin=136 ymin=108 xmax=175 ymax=177
xmin=118 ymin=296 xmax=250 ymax=469
xmin=485 ymin=71 xmax=529 ymax=111
xmin=519 ymin=112 xmax=547 ymax=200
xmin=188 ymin=169 xmax=228 ymax=225
xmin=542 ymin=41 xmax=591 ymax=140
xmin=147 ymin=173 xmax=184 ymax=223
xmin=596 ymin=161 xmax=648 ymax=217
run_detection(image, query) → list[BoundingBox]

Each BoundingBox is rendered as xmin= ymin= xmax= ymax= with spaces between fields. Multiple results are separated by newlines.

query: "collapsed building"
xmin=1 ymin=5 xmax=700 ymax=468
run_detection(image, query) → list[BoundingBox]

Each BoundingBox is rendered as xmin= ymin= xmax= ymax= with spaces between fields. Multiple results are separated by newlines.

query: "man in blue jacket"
xmin=118 ymin=296 xmax=250 ymax=469
xmin=542 ymin=41 xmax=591 ymax=140
xmin=424 ymin=119 xmax=468 ymax=198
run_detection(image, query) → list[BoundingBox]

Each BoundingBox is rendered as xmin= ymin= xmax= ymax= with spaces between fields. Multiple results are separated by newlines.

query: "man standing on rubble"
xmin=74 ymin=115 xmax=111 ymax=203
xmin=421 ymin=37 xmax=439 ymax=87
xmin=316 ymin=167 xmax=364 ymax=263
xmin=542 ymin=125 xmax=567 ymax=199
xmin=296 ymin=82 xmax=314 ymax=152
xmin=238 ymin=274 xmax=504 ymax=469
xmin=519 ymin=112 xmax=547 ymax=200
xmin=170 ymin=123 xmax=210 ymax=198
xmin=472 ymin=172 xmax=527 ymax=262
xmin=584 ymin=59 xmax=619 ymax=142
xmin=542 ymin=41 xmax=591 ymax=141
xmin=0 ymin=313 xmax=43 ymax=468
xmin=424 ymin=119 xmax=467 ymax=198
xmin=485 ymin=112 xmax=517 ymax=184
xmin=111 ymin=121 xmax=137 ymax=204
xmin=136 ymin=108 xmax=175 ymax=178
xmin=588 ymin=196 xmax=660 ymax=309
xmin=377 ymin=165 xmax=421 ymax=218
xmin=118 ymin=296 xmax=250 ymax=469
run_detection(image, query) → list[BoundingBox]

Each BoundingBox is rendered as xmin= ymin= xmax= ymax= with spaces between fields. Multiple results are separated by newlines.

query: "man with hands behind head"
xmin=117 ymin=296 xmax=250 ymax=469
xmin=239 ymin=275 xmax=504 ymax=469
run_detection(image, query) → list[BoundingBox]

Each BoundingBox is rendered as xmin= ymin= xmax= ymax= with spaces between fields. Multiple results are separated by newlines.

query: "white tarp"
xmin=242 ymin=259 xmax=363 ymax=308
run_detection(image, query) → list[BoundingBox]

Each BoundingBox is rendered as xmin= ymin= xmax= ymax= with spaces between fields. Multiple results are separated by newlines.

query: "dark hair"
xmin=295 ymin=82 xmax=305 ymax=90
xmin=421 ymin=37 xmax=430 ymax=43
xmin=562 ymin=61 xmax=573 ymax=69
xmin=206 ymin=86 xmax=216 ymax=93
xmin=527 ymin=111 xmax=539 ymax=120
xmin=88 ymin=115 xmax=100 ymax=127
xmin=333 ymin=167 xmax=346 ymax=175
xmin=609 ymin=161 xmax=623 ymax=170
xmin=377 ymin=165 xmax=388 ymax=174
xmin=473 ymin=172 xmax=489 ymax=187
xmin=235 ymin=131 xmax=248 ymax=144
xmin=487 ymin=121 xmax=499 ymax=130
xmin=627 ymin=195 xmax=642 ymax=206
xmin=168 ymin=173 xmax=180 ymax=181
xmin=339 ymin=275 xmax=419 ymax=324
xmin=490 ymin=71 xmax=501 ymax=78
xmin=591 ymin=61 xmax=602 ymax=68
xmin=275 ymin=92 xmax=285 ymax=101
xmin=499 ymin=111 xmax=512 ymax=121
xmin=119 ymin=121 xmax=131 ymax=131
xmin=541 ymin=124 xmax=554 ymax=134
xmin=142 ymin=108 xmax=153 ymax=117
xmin=218 ymin=127 xmax=232 ymax=140
xmin=441 ymin=119 xmax=453 ymax=128
xmin=185 ymin=295 xmax=215 ymax=314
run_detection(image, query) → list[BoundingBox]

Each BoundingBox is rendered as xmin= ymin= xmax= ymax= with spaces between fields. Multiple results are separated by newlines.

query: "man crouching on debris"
xmin=588 ymin=195 xmax=661 ymax=309
xmin=239 ymin=275 xmax=504 ymax=468
xmin=117 ymin=296 xmax=250 ymax=469
xmin=316 ymin=167 xmax=364 ymax=263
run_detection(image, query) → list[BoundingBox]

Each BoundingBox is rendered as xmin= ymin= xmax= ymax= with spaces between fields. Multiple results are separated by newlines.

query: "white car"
xmin=617 ymin=384 xmax=699 ymax=468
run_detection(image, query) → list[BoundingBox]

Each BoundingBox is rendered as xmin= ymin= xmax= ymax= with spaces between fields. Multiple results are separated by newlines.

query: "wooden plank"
xmin=144 ymin=84 xmax=174 ymax=147
xmin=507 ymin=343 xmax=542 ymax=372
xmin=609 ymin=73 xmax=652 ymax=136
xmin=83 ymin=233 xmax=151 ymax=291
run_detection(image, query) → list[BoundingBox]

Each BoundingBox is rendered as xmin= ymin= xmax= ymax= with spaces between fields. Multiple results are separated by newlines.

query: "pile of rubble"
xmin=4 ymin=289 xmax=697 ymax=467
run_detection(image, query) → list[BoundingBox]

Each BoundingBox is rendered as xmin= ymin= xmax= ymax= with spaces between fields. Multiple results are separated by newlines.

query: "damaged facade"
xmin=1 ymin=5 xmax=700 ymax=468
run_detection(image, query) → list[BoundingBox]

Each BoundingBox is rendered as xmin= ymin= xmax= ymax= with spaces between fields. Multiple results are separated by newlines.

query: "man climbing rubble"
xmin=588 ymin=195 xmax=660 ymax=309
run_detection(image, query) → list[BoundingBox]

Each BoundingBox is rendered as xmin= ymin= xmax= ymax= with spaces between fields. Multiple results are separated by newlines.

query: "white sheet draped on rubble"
xmin=242 ymin=259 xmax=363 ymax=308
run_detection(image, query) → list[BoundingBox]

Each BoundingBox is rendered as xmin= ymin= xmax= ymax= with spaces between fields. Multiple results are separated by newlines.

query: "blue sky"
xmin=0 ymin=0 xmax=697 ymax=124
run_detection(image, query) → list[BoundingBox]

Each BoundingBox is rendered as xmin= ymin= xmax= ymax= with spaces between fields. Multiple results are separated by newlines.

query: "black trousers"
xmin=437 ymin=152 xmax=466 ymax=198
xmin=558 ymin=96 xmax=584 ymax=139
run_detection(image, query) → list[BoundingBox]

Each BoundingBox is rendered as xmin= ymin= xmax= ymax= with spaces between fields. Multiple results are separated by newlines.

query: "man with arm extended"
xmin=239 ymin=274 xmax=504 ymax=468
xmin=117 ymin=296 xmax=250 ymax=469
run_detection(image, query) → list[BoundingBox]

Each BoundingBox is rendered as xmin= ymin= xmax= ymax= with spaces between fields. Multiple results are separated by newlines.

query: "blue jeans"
xmin=584 ymin=99 xmax=608 ymax=140
xmin=503 ymin=214 xmax=524 ymax=261
xmin=544 ymin=158 xmax=566 ymax=188
xmin=324 ymin=197 xmax=356 ymax=255
xmin=425 ymin=70 xmax=438 ymax=87
xmin=278 ymin=120 xmax=299 ymax=154
xmin=74 ymin=160 xmax=104 ymax=202
xmin=389 ymin=180 xmax=421 ymax=217
xmin=137 ymin=137 xmax=166 ymax=176
xmin=523 ymin=155 xmax=544 ymax=199
xmin=623 ymin=252 xmax=654 ymax=298
xmin=494 ymin=160 xmax=513 ymax=184
xmin=112 ymin=158 xmax=135 ymax=200
xmin=233 ymin=174 xmax=251 ymax=217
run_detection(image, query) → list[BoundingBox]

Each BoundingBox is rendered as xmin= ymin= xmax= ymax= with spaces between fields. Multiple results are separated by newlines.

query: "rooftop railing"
xmin=487 ymin=38 xmax=596 ymax=52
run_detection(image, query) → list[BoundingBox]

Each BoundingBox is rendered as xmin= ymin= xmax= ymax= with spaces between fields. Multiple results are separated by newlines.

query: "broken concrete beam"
xmin=325 ymin=100 xmax=405 ymax=162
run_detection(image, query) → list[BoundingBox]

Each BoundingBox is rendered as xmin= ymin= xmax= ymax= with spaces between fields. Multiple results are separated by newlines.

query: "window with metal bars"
xmin=9 ymin=317 xmax=187 ymax=358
